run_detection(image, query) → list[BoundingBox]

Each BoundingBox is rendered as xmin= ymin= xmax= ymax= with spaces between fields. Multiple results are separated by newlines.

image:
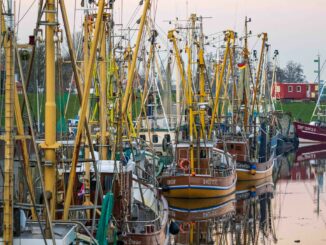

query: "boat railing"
xmin=124 ymin=215 xmax=162 ymax=234
xmin=163 ymin=166 xmax=235 ymax=177
xmin=135 ymin=165 xmax=160 ymax=187
xmin=138 ymin=114 xmax=182 ymax=130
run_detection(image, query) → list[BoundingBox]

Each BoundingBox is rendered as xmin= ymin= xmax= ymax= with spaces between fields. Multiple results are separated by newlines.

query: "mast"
xmin=100 ymin=14 xmax=108 ymax=160
xmin=251 ymin=33 xmax=268 ymax=116
xmin=198 ymin=16 xmax=207 ymax=139
xmin=242 ymin=17 xmax=251 ymax=132
xmin=209 ymin=30 xmax=234 ymax=138
xmin=63 ymin=0 xmax=106 ymax=220
xmin=121 ymin=0 xmax=151 ymax=116
xmin=82 ymin=13 xmax=92 ymax=216
xmin=3 ymin=17 xmax=14 ymax=245
xmin=169 ymin=29 xmax=195 ymax=174
xmin=39 ymin=0 xmax=59 ymax=225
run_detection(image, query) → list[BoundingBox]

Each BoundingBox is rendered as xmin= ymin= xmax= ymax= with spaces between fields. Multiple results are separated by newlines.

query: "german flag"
xmin=237 ymin=62 xmax=246 ymax=70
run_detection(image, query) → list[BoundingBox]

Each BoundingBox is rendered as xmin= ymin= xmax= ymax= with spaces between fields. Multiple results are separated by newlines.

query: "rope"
xmin=14 ymin=0 xmax=37 ymax=28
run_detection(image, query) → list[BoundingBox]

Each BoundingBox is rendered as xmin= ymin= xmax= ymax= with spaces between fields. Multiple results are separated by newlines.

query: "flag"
xmin=237 ymin=62 xmax=246 ymax=70
xmin=78 ymin=184 xmax=85 ymax=197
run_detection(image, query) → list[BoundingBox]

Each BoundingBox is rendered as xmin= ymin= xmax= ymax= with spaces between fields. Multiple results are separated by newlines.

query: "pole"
xmin=100 ymin=14 xmax=108 ymax=160
xmin=251 ymin=33 xmax=267 ymax=116
xmin=3 ymin=28 xmax=14 ymax=245
xmin=121 ymin=0 xmax=151 ymax=115
xmin=39 ymin=0 xmax=60 ymax=228
xmin=63 ymin=0 xmax=105 ymax=220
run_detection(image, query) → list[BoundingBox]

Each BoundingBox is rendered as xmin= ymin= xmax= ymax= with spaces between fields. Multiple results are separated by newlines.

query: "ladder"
xmin=3 ymin=30 xmax=14 ymax=245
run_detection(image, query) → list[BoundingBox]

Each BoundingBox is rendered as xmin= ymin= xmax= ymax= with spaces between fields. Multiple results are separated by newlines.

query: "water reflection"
xmin=168 ymin=144 xmax=326 ymax=244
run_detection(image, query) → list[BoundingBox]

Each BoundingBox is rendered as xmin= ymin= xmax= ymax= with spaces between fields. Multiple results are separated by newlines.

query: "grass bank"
xmin=275 ymin=101 xmax=315 ymax=123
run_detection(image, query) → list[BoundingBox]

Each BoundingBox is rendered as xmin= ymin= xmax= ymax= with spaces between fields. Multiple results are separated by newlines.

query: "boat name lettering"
xmin=203 ymin=179 xmax=219 ymax=185
xmin=128 ymin=240 xmax=142 ymax=245
xmin=167 ymin=179 xmax=176 ymax=185
xmin=298 ymin=125 xmax=317 ymax=133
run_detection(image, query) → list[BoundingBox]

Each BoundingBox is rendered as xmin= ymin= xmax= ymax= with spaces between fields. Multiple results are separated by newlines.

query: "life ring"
xmin=179 ymin=222 xmax=191 ymax=233
xmin=179 ymin=159 xmax=190 ymax=172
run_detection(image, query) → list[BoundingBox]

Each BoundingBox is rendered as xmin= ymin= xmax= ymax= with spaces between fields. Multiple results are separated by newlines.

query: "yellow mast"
xmin=169 ymin=29 xmax=195 ymax=174
xmin=0 ymin=3 xmax=37 ymax=222
xmin=251 ymin=33 xmax=268 ymax=116
xmin=3 ymin=26 xmax=14 ymax=245
xmin=99 ymin=14 xmax=108 ymax=160
xmin=39 ymin=0 xmax=60 ymax=225
xmin=197 ymin=16 xmax=207 ymax=139
xmin=208 ymin=30 xmax=234 ymax=138
xmin=186 ymin=45 xmax=195 ymax=174
xmin=121 ymin=0 xmax=151 ymax=116
xmin=242 ymin=17 xmax=250 ymax=132
xmin=198 ymin=48 xmax=206 ymax=138
xmin=82 ymin=14 xmax=92 ymax=217
xmin=63 ymin=0 xmax=105 ymax=220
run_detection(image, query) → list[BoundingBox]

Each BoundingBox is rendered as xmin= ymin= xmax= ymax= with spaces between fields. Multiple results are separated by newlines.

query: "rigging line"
xmin=14 ymin=0 xmax=37 ymax=28
xmin=153 ymin=67 xmax=171 ymax=134
xmin=125 ymin=2 xmax=141 ymax=29
xmin=73 ymin=0 xmax=77 ymax=43
xmin=16 ymin=0 xmax=21 ymax=36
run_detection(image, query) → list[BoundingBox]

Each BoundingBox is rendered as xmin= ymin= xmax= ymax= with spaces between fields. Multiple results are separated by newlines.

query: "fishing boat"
xmin=157 ymin=16 xmax=237 ymax=199
xmin=294 ymin=81 xmax=326 ymax=143
xmin=216 ymin=137 xmax=275 ymax=181
xmin=293 ymin=121 xmax=326 ymax=143
xmin=63 ymin=155 xmax=169 ymax=244
xmin=211 ymin=19 xmax=275 ymax=181
xmin=160 ymin=142 xmax=236 ymax=198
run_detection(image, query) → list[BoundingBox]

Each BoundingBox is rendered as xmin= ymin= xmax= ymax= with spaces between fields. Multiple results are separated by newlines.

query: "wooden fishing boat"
xmin=216 ymin=138 xmax=275 ymax=181
xmin=159 ymin=142 xmax=237 ymax=198
xmin=63 ymin=156 xmax=169 ymax=245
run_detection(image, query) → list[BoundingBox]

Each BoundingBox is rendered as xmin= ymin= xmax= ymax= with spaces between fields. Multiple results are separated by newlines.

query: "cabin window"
xmin=152 ymin=135 xmax=158 ymax=143
xmin=315 ymin=85 xmax=319 ymax=91
xmin=236 ymin=146 xmax=242 ymax=151
xmin=140 ymin=135 xmax=146 ymax=141
xmin=296 ymin=86 xmax=301 ymax=92
xmin=164 ymin=134 xmax=171 ymax=143
xmin=275 ymin=85 xmax=280 ymax=93
xmin=200 ymin=149 xmax=207 ymax=159
xmin=230 ymin=144 xmax=234 ymax=150
xmin=179 ymin=149 xmax=188 ymax=159
xmin=288 ymin=86 xmax=293 ymax=92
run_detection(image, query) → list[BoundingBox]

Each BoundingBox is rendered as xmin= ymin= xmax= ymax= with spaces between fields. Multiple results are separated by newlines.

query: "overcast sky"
xmin=16 ymin=0 xmax=326 ymax=82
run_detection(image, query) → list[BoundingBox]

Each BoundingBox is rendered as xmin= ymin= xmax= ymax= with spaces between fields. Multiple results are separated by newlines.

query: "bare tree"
xmin=283 ymin=61 xmax=305 ymax=82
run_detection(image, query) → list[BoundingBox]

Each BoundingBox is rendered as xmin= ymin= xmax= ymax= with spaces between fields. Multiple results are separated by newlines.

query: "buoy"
xmin=179 ymin=159 xmax=190 ymax=172
xmin=250 ymin=164 xmax=257 ymax=175
xmin=169 ymin=221 xmax=180 ymax=235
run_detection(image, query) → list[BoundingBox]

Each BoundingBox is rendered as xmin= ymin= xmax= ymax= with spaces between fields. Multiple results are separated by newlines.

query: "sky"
xmin=15 ymin=0 xmax=326 ymax=82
